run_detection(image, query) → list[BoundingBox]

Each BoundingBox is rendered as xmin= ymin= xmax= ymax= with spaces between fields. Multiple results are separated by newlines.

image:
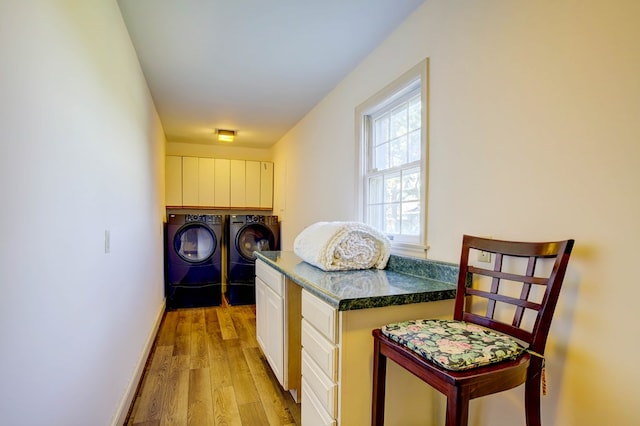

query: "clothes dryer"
xmin=227 ymin=215 xmax=280 ymax=305
xmin=165 ymin=213 xmax=223 ymax=309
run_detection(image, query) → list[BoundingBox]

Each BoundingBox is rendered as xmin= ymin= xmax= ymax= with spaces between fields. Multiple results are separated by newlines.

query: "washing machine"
xmin=227 ymin=215 xmax=280 ymax=305
xmin=165 ymin=213 xmax=223 ymax=309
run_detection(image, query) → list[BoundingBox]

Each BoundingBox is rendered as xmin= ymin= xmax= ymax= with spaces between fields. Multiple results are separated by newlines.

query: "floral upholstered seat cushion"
xmin=380 ymin=319 xmax=525 ymax=371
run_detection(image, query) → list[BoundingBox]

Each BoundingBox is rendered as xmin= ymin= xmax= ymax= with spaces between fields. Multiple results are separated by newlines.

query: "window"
xmin=356 ymin=59 xmax=428 ymax=257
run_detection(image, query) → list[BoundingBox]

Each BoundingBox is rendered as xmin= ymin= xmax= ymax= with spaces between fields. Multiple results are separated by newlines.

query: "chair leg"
xmin=524 ymin=359 xmax=543 ymax=426
xmin=372 ymin=337 xmax=387 ymax=426
xmin=445 ymin=387 xmax=469 ymax=426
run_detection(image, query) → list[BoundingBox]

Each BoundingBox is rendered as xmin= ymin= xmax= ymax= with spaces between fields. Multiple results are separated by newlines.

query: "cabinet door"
xmin=255 ymin=277 xmax=267 ymax=354
xmin=265 ymin=284 xmax=284 ymax=384
xmin=260 ymin=161 xmax=274 ymax=209
xmin=165 ymin=155 xmax=182 ymax=206
xmin=182 ymin=156 xmax=199 ymax=207
xmin=198 ymin=157 xmax=215 ymax=207
xmin=230 ymin=159 xmax=246 ymax=208
xmin=245 ymin=160 xmax=261 ymax=208
xmin=256 ymin=276 xmax=284 ymax=385
xmin=214 ymin=158 xmax=230 ymax=207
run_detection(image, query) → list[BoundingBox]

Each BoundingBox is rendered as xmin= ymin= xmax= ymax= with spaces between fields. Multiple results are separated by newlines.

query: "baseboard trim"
xmin=111 ymin=298 xmax=166 ymax=426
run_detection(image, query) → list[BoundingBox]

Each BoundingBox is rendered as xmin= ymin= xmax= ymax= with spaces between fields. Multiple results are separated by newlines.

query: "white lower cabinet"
xmin=301 ymin=290 xmax=339 ymax=425
xmin=258 ymin=260 xmax=455 ymax=425
xmin=301 ymin=288 xmax=455 ymax=425
xmin=255 ymin=260 xmax=301 ymax=400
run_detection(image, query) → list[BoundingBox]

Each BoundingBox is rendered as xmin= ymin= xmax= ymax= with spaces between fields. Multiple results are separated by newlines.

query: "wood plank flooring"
xmin=125 ymin=303 xmax=301 ymax=426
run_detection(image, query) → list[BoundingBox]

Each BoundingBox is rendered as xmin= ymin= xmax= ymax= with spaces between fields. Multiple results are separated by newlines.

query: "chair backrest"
xmin=454 ymin=235 xmax=574 ymax=355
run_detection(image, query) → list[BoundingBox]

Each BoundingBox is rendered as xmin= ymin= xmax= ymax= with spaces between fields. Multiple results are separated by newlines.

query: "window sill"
xmin=390 ymin=242 xmax=430 ymax=259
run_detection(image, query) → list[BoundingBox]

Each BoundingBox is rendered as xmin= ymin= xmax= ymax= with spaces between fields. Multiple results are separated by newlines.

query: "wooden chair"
xmin=371 ymin=235 xmax=574 ymax=426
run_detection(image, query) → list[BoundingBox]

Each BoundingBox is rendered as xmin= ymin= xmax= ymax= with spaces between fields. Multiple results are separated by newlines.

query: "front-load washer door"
xmin=235 ymin=223 xmax=275 ymax=261
xmin=174 ymin=224 xmax=216 ymax=263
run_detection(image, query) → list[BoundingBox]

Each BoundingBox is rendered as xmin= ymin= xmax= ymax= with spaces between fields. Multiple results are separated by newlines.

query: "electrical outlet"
xmin=477 ymin=250 xmax=491 ymax=262
xmin=477 ymin=235 xmax=492 ymax=262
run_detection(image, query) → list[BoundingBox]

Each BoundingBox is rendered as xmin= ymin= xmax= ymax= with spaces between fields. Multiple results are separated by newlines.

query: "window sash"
xmin=356 ymin=59 xmax=429 ymax=255
xmin=364 ymin=87 xmax=422 ymax=244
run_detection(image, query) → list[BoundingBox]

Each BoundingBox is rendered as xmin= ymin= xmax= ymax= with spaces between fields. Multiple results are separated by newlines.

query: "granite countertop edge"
xmin=254 ymin=251 xmax=459 ymax=311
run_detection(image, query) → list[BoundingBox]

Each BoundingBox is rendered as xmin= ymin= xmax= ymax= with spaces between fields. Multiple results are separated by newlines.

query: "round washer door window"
xmin=174 ymin=224 xmax=216 ymax=263
xmin=236 ymin=223 xmax=275 ymax=261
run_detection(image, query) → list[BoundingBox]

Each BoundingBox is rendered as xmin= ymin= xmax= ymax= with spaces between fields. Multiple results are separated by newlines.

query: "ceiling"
xmin=117 ymin=0 xmax=425 ymax=148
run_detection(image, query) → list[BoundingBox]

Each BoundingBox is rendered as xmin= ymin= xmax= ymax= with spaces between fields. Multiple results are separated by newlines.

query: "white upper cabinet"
xmin=214 ymin=158 xmax=230 ymax=207
xmin=165 ymin=156 xmax=273 ymax=209
xmin=181 ymin=156 xmax=199 ymax=207
xmin=245 ymin=160 xmax=261 ymax=208
xmin=198 ymin=157 xmax=215 ymax=206
xmin=165 ymin=155 xmax=182 ymax=207
xmin=230 ymin=159 xmax=246 ymax=208
xmin=260 ymin=161 xmax=274 ymax=209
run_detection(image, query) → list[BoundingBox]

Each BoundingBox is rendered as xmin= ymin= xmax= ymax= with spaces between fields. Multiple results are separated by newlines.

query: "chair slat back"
xmin=454 ymin=235 xmax=574 ymax=354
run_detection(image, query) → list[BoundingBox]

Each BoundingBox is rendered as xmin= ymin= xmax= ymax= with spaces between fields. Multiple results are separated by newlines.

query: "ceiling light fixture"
xmin=217 ymin=129 xmax=236 ymax=142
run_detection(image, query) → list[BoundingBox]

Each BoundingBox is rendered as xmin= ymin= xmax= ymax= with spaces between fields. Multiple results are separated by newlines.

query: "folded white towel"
xmin=293 ymin=221 xmax=391 ymax=271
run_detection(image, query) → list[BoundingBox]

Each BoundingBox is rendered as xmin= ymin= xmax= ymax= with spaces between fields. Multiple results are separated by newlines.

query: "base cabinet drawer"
xmin=256 ymin=259 xmax=284 ymax=296
xmin=302 ymin=350 xmax=337 ymax=417
xmin=302 ymin=290 xmax=337 ymax=342
xmin=302 ymin=319 xmax=338 ymax=380
xmin=302 ymin=378 xmax=336 ymax=426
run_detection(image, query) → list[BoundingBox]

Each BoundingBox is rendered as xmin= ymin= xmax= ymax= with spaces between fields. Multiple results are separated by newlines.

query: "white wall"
xmin=272 ymin=0 xmax=640 ymax=425
xmin=0 ymin=1 xmax=166 ymax=425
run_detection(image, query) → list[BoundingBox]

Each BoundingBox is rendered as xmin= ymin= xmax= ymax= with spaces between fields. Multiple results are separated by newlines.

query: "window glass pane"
xmin=374 ymin=114 xmax=389 ymax=144
xmin=368 ymin=176 xmax=383 ymax=204
xmin=390 ymin=135 xmax=407 ymax=168
xmin=402 ymin=167 xmax=420 ymax=201
xmin=408 ymin=130 xmax=421 ymax=163
xmin=375 ymin=142 xmax=389 ymax=170
xmin=390 ymin=105 xmax=407 ymax=138
xmin=384 ymin=203 xmax=400 ymax=235
xmin=368 ymin=205 xmax=384 ymax=230
xmin=384 ymin=172 xmax=401 ymax=203
xmin=408 ymin=96 xmax=421 ymax=131
xmin=401 ymin=201 xmax=420 ymax=235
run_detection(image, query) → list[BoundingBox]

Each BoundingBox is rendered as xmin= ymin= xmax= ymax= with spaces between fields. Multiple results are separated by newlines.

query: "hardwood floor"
xmin=125 ymin=303 xmax=301 ymax=426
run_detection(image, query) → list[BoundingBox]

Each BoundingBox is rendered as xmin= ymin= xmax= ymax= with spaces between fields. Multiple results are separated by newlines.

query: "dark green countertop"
xmin=254 ymin=251 xmax=459 ymax=311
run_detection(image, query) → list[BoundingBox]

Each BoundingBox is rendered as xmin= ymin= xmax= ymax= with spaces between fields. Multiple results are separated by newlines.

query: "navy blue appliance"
xmin=227 ymin=215 xmax=280 ymax=305
xmin=165 ymin=214 xmax=223 ymax=309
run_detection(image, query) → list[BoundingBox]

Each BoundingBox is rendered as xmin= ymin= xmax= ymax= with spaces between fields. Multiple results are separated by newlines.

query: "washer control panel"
xmin=185 ymin=214 xmax=222 ymax=224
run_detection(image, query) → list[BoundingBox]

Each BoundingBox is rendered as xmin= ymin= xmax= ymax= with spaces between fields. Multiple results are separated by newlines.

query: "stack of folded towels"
xmin=293 ymin=221 xmax=391 ymax=271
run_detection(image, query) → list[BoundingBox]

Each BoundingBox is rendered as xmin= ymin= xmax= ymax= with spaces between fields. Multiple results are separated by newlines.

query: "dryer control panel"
xmin=185 ymin=214 xmax=222 ymax=224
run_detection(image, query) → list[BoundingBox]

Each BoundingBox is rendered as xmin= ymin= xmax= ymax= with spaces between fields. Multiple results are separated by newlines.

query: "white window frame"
xmin=355 ymin=59 xmax=429 ymax=258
